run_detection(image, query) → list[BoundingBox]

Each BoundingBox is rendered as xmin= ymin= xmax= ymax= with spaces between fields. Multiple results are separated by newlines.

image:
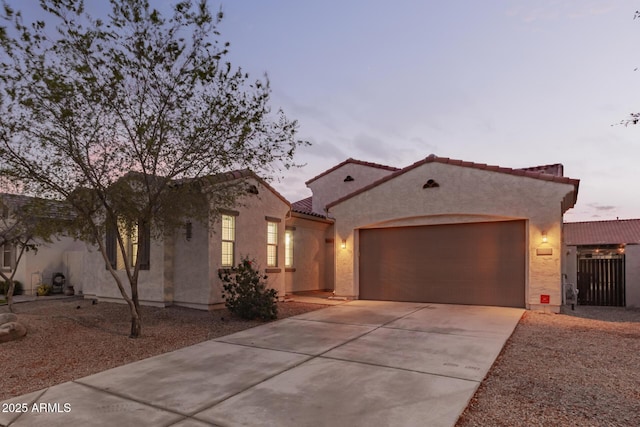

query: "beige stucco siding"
xmin=80 ymin=180 xmax=290 ymax=310
xmin=172 ymin=180 xmax=290 ymax=310
xmin=308 ymin=163 xmax=395 ymax=215
xmin=284 ymin=215 xmax=333 ymax=293
xmin=7 ymin=236 xmax=84 ymax=295
xmin=329 ymin=162 xmax=575 ymax=312
xmin=82 ymin=238 xmax=169 ymax=306
xmin=172 ymin=219 xmax=209 ymax=308
xmin=231 ymin=183 xmax=290 ymax=301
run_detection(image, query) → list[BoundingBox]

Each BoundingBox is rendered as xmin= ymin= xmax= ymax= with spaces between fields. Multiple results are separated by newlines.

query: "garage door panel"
xmin=359 ymin=221 xmax=525 ymax=308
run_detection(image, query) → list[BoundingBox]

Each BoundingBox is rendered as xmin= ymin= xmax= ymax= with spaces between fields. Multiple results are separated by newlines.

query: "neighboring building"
xmin=563 ymin=219 xmax=640 ymax=308
xmin=3 ymin=155 xmax=585 ymax=314
xmin=0 ymin=193 xmax=84 ymax=295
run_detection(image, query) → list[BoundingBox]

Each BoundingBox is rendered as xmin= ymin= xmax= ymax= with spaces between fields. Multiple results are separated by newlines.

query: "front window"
xmin=117 ymin=219 xmax=139 ymax=270
xmin=267 ymin=222 xmax=278 ymax=267
xmin=285 ymin=229 xmax=294 ymax=268
xmin=221 ymin=214 xmax=235 ymax=267
xmin=1 ymin=244 xmax=13 ymax=271
xmin=106 ymin=218 xmax=150 ymax=271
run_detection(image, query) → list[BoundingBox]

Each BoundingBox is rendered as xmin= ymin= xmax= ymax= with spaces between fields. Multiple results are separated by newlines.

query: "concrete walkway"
xmin=0 ymin=301 xmax=523 ymax=427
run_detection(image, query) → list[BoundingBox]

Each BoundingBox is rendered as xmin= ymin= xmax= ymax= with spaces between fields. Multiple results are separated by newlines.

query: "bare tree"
xmin=0 ymin=0 xmax=307 ymax=337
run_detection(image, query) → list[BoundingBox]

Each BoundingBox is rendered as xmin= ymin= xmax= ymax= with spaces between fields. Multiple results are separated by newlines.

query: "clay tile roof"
xmin=0 ymin=192 xmax=74 ymax=220
xmin=291 ymin=196 xmax=330 ymax=219
xmin=326 ymin=155 xmax=580 ymax=209
xmin=291 ymin=196 xmax=313 ymax=214
xmin=564 ymin=219 xmax=640 ymax=245
xmin=305 ymin=158 xmax=400 ymax=185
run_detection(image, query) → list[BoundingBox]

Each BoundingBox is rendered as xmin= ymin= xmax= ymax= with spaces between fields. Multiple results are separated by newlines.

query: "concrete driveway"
xmin=0 ymin=301 xmax=523 ymax=427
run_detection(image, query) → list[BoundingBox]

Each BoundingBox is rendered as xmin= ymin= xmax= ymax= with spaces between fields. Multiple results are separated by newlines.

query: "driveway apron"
xmin=0 ymin=301 xmax=523 ymax=427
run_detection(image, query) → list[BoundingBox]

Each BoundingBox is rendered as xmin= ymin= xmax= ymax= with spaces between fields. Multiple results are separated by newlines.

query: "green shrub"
xmin=219 ymin=257 xmax=278 ymax=320
xmin=0 ymin=280 xmax=23 ymax=296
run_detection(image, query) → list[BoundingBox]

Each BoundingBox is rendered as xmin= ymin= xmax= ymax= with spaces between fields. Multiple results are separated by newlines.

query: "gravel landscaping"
xmin=2 ymin=299 xmax=639 ymax=427
xmin=457 ymin=306 xmax=640 ymax=427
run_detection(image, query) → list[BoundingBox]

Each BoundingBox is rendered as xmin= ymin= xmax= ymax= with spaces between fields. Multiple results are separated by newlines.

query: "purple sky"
xmin=10 ymin=1 xmax=640 ymax=221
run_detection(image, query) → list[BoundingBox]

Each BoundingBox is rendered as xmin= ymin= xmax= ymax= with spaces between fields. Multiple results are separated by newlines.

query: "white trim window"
xmin=267 ymin=221 xmax=278 ymax=267
xmin=285 ymin=229 xmax=294 ymax=268
xmin=221 ymin=214 xmax=236 ymax=267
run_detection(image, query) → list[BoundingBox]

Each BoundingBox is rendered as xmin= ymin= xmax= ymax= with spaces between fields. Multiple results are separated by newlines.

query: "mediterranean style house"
xmin=3 ymin=155 xmax=583 ymax=313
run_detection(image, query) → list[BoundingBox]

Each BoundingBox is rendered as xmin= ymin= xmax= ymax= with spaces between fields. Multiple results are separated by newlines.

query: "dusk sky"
xmin=13 ymin=1 xmax=640 ymax=221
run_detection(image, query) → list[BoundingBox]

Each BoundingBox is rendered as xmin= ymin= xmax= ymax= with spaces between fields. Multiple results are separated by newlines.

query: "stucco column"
xmin=528 ymin=221 xmax=562 ymax=313
xmin=334 ymin=228 xmax=356 ymax=298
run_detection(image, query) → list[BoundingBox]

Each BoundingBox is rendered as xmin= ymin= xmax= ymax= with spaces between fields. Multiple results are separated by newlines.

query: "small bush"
xmin=0 ymin=280 xmax=23 ymax=296
xmin=36 ymin=284 xmax=52 ymax=296
xmin=219 ymin=257 xmax=278 ymax=320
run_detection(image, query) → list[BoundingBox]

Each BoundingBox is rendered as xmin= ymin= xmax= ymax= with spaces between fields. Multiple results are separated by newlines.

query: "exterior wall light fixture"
xmin=541 ymin=231 xmax=548 ymax=244
xmin=341 ymin=239 xmax=347 ymax=249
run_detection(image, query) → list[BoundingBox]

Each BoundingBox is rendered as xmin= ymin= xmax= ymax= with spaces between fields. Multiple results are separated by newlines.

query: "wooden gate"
xmin=577 ymin=251 xmax=625 ymax=306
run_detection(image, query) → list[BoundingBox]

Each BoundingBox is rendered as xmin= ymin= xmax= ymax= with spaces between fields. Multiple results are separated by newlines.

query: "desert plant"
xmin=219 ymin=257 xmax=278 ymax=320
xmin=36 ymin=284 xmax=52 ymax=296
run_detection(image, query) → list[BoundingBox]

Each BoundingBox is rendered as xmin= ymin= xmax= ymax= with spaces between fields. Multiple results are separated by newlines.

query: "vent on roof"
xmin=423 ymin=179 xmax=440 ymax=189
xmin=344 ymin=175 xmax=354 ymax=182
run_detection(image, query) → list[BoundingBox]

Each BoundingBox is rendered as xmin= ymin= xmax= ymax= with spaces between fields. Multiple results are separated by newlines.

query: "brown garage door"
xmin=359 ymin=220 xmax=525 ymax=307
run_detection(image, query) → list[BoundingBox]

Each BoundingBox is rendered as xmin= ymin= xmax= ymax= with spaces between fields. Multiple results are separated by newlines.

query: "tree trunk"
xmin=6 ymin=280 xmax=15 ymax=313
xmin=129 ymin=282 xmax=142 ymax=338
xmin=129 ymin=309 xmax=141 ymax=338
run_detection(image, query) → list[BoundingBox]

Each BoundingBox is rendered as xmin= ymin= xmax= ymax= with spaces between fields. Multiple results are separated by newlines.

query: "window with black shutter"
xmin=105 ymin=219 xmax=150 ymax=270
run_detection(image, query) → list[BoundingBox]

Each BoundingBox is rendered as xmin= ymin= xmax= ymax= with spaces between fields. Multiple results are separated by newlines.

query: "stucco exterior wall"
xmin=81 ymin=238 xmax=168 ymax=306
xmin=77 ymin=179 xmax=290 ymax=310
xmin=324 ymin=226 xmax=335 ymax=292
xmin=7 ymin=236 xmax=85 ymax=295
xmin=230 ymin=182 xmax=290 ymax=302
xmin=172 ymin=219 xmax=209 ymax=308
xmin=328 ymin=162 xmax=575 ymax=312
xmin=284 ymin=215 xmax=333 ymax=293
xmin=308 ymin=163 xmax=396 ymax=215
xmin=172 ymin=179 xmax=290 ymax=310
xmin=626 ymin=244 xmax=640 ymax=307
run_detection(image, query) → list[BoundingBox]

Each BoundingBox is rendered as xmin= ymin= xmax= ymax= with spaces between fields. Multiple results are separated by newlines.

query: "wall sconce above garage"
xmin=536 ymin=231 xmax=552 ymax=256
